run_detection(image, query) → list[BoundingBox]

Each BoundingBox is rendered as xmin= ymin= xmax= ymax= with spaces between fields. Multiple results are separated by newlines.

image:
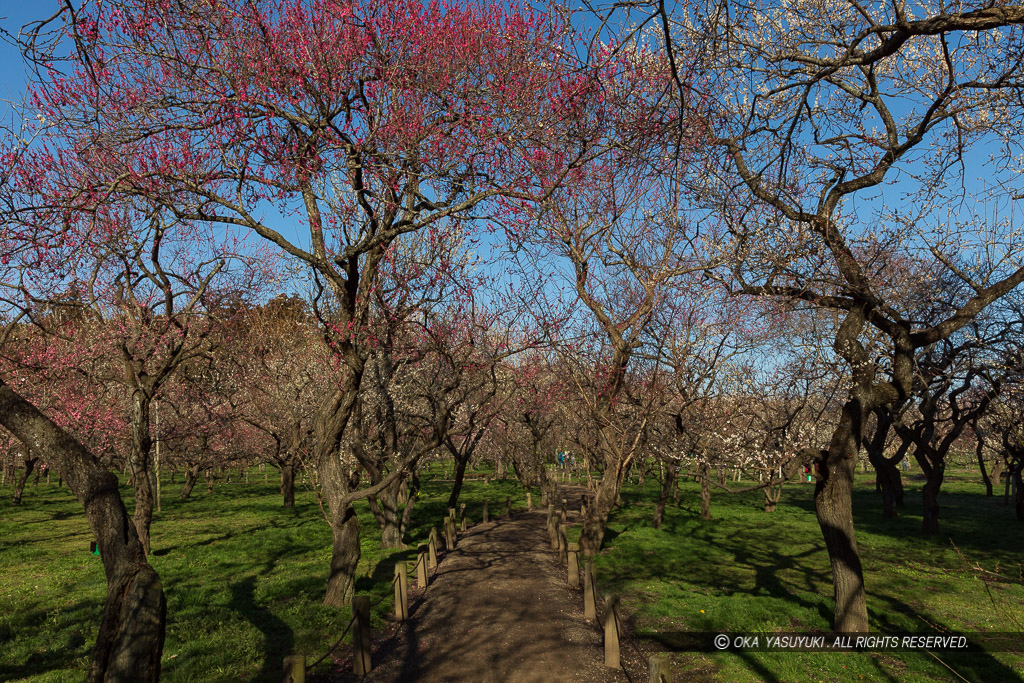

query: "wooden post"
xmin=584 ymin=561 xmax=597 ymax=620
xmin=648 ymin=654 xmax=671 ymax=682
xmin=417 ymin=545 xmax=429 ymax=588
xmin=283 ymin=654 xmax=306 ymax=683
xmin=548 ymin=506 xmax=558 ymax=550
xmin=483 ymin=500 xmax=489 ymax=523
xmin=394 ymin=562 xmax=409 ymax=621
xmin=428 ymin=529 xmax=438 ymax=570
xmin=567 ymin=542 xmax=580 ymax=588
xmin=604 ymin=594 xmax=621 ymax=669
xmin=558 ymin=523 xmax=568 ymax=564
xmin=506 ymin=495 xmax=511 ymax=517
xmin=353 ymin=595 xmax=372 ymax=675
xmin=526 ymin=492 xmax=532 ymax=510
xmin=444 ymin=518 xmax=455 ymax=550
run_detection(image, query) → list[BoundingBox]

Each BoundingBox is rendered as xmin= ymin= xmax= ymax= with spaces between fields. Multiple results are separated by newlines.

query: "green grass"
xmin=3 ymin=465 xmax=1021 ymax=682
xmin=0 ymin=463 xmax=527 ymax=682
xmin=590 ymin=470 xmax=1024 ymax=682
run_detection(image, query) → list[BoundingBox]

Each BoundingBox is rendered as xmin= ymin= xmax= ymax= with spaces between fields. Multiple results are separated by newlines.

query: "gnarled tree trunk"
xmin=0 ymin=378 xmax=165 ymax=682
xmin=128 ymin=391 xmax=155 ymax=555
xmin=816 ymin=396 xmax=869 ymax=634
xmin=12 ymin=455 xmax=37 ymax=504
xmin=178 ymin=465 xmax=200 ymax=500
xmin=653 ymin=465 xmax=678 ymax=529
xmin=280 ymin=458 xmax=296 ymax=509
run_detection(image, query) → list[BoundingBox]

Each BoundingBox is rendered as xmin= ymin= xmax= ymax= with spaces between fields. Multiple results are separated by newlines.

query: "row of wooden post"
xmin=285 ymin=494 xmax=529 ymax=682
xmin=551 ymin=489 xmax=672 ymax=682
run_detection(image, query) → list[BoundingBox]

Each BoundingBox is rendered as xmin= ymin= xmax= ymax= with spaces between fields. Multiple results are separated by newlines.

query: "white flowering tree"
xmin=654 ymin=0 xmax=1024 ymax=632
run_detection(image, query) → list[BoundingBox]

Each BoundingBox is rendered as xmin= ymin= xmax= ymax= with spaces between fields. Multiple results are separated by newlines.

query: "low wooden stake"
xmin=648 ymin=654 xmax=671 ymax=683
xmin=584 ymin=561 xmax=597 ymax=621
xmin=558 ymin=523 xmax=568 ymax=563
xmin=428 ymin=529 xmax=438 ymax=570
xmin=604 ymin=594 xmax=621 ymax=669
xmin=283 ymin=654 xmax=305 ymax=683
xmin=353 ymin=595 xmax=372 ymax=675
xmin=483 ymin=500 xmax=489 ymax=523
xmin=526 ymin=492 xmax=532 ymax=510
xmin=567 ymin=542 xmax=580 ymax=587
xmin=506 ymin=495 xmax=512 ymax=517
xmin=417 ymin=545 xmax=429 ymax=588
xmin=394 ymin=562 xmax=409 ymax=621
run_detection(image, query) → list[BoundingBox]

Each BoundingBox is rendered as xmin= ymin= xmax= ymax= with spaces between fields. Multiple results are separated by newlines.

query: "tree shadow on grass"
xmin=228 ymin=575 xmax=295 ymax=683
xmin=0 ymin=600 xmax=97 ymax=680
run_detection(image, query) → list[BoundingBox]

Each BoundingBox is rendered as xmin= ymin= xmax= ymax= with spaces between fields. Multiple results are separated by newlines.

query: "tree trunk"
xmin=280 ymin=459 xmax=296 ymax=509
xmin=324 ymin=504 xmax=360 ymax=607
xmin=1013 ymin=464 xmax=1024 ymax=521
xmin=446 ymin=455 xmax=470 ymax=510
xmin=578 ymin=464 xmax=625 ymax=557
xmin=12 ymin=456 xmax=37 ymax=504
xmin=129 ymin=392 xmax=156 ymax=555
xmin=178 ymin=466 xmax=199 ymax=500
xmin=875 ymin=459 xmax=903 ymax=519
xmin=978 ymin=439 xmax=993 ymax=496
xmin=816 ymin=398 xmax=870 ymax=634
xmin=921 ymin=465 xmax=944 ymax=535
xmin=0 ymin=377 xmax=165 ymax=682
xmin=653 ymin=466 xmax=677 ymax=529
xmin=764 ymin=484 xmax=781 ymax=513
xmin=370 ymin=477 xmax=406 ymax=549
xmin=699 ymin=463 xmax=711 ymax=520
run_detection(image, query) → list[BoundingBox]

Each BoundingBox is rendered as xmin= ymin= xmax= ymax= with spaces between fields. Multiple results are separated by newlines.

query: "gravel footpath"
xmin=324 ymin=485 xmax=653 ymax=682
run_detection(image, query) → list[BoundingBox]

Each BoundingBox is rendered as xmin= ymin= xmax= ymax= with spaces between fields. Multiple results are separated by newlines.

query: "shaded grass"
xmin=0 ymin=463 xmax=531 ymax=682
xmin=589 ymin=470 xmax=1024 ymax=683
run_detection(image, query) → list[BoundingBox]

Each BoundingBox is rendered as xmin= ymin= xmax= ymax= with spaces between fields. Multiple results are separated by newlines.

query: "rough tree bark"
xmin=816 ymin=394 xmax=870 ymax=634
xmin=12 ymin=454 xmax=37 ymax=504
xmin=128 ymin=391 xmax=156 ymax=555
xmin=653 ymin=465 xmax=678 ymax=529
xmin=864 ymin=408 xmax=903 ymax=518
xmin=178 ymin=464 xmax=200 ymax=500
xmin=0 ymin=378 xmax=165 ymax=682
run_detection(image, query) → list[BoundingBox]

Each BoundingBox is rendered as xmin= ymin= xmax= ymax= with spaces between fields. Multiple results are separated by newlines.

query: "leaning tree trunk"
xmin=816 ymin=398 xmax=870 ymax=634
xmin=12 ymin=455 xmax=37 ymax=504
xmin=578 ymin=460 xmax=626 ymax=557
xmin=977 ymin=437 xmax=993 ymax=497
xmin=128 ymin=391 xmax=156 ymax=555
xmin=178 ymin=465 xmax=200 ymax=500
xmin=446 ymin=454 xmax=471 ymax=510
xmin=0 ymin=378 xmax=165 ymax=682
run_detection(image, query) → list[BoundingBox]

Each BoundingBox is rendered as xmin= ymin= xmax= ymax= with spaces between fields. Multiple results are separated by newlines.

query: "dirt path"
xmin=328 ymin=484 xmax=644 ymax=682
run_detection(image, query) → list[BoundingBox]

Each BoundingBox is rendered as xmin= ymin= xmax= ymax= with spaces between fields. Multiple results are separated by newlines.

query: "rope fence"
xmin=283 ymin=492 xmax=531 ymax=682
xmin=551 ymin=482 xmax=674 ymax=682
